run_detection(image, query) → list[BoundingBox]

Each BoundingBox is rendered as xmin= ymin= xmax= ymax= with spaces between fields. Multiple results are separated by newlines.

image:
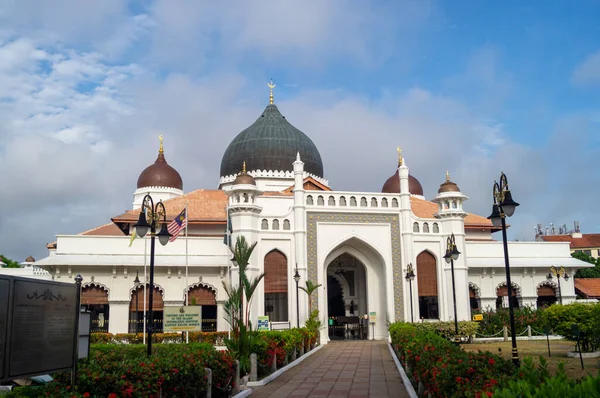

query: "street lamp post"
xmin=134 ymin=194 xmax=172 ymax=357
xmin=487 ymin=172 xmax=520 ymax=367
xmin=405 ymin=263 xmax=415 ymax=323
xmin=293 ymin=267 xmax=301 ymax=329
xmin=443 ymin=234 xmax=461 ymax=342
xmin=547 ymin=266 xmax=569 ymax=305
xmin=134 ymin=271 xmax=141 ymax=333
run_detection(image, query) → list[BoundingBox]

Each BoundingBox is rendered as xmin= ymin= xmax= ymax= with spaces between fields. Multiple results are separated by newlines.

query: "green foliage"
xmin=305 ymin=309 xmax=322 ymax=336
xmin=89 ymin=331 xmax=228 ymax=345
xmin=224 ymin=320 xmax=262 ymax=374
xmin=413 ymin=321 xmax=479 ymax=340
xmin=389 ymin=322 xmax=515 ymax=397
xmin=572 ymin=251 xmax=600 ymax=278
xmin=0 ymin=254 xmax=20 ymax=268
xmin=492 ymin=357 xmax=600 ymax=397
xmin=299 ymin=280 xmax=322 ymax=313
xmin=478 ymin=306 xmax=544 ymax=336
xmin=541 ymin=302 xmax=600 ymax=352
xmin=7 ymin=343 xmax=234 ymax=398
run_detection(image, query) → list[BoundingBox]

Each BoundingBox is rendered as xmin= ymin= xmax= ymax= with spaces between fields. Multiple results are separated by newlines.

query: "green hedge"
xmin=540 ymin=302 xmax=600 ymax=352
xmin=412 ymin=321 xmax=479 ymax=341
xmin=477 ymin=306 xmax=545 ymax=336
xmin=90 ymin=331 xmax=228 ymax=345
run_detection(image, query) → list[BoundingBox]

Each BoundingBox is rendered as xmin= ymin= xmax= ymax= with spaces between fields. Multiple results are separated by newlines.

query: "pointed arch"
xmin=264 ymin=249 xmax=289 ymax=322
xmin=495 ymin=281 xmax=521 ymax=309
xmin=82 ymin=281 xmax=109 ymax=294
xmin=469 ymin=282 xmax=481 ymax=312
xmin=417 ymin=250 xmax=439 ymax=319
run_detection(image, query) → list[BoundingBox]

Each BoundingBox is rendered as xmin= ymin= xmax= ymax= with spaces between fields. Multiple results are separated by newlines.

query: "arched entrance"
xmin=81 ymin=283 xmax=109 ymax=333
xmin=536 ymin=283 xmax=557 ymax=308
xmin=129 ymin=284 xmax=164 ymax=333
xmin=496 ymin=282 xmax=521 ymax=310
xmin=264 ymin=249 xmax=289 ymax=324
xmin=469 ymin=283 xmax=481 ymax=313
xmin=187 ymin=284 xmax=218 ymax=332
xmin=326 ymin=254 xmax=368 ymax=340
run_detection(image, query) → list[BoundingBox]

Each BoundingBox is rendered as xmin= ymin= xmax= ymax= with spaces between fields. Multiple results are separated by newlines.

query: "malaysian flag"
xmin=167 ymin=208 xmax=187 ymax=242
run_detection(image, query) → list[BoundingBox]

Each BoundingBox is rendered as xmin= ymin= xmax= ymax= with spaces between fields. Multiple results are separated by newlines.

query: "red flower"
xmin=83 ymin=393 xmax=90 ymax=398
xmin=488 ymin=358 xmax=495 ymax=365
xmin=108 ymin=394 xmax=118 ymax=398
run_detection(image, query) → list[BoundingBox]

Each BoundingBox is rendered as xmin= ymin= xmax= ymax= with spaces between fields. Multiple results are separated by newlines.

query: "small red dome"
xmin=381 ymin=170 xmax=424 ymax=196
xmin=137 ymin=152 xmax=183 ymax=190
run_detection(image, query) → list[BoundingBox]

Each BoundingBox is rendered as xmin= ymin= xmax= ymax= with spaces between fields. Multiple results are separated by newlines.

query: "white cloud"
xmin=572 ymin=50 xmax=600 ymax=86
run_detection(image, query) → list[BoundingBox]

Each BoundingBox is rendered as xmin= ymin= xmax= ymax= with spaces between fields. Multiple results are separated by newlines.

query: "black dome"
xmin=220 ymin=104 xmax=324 ymax=178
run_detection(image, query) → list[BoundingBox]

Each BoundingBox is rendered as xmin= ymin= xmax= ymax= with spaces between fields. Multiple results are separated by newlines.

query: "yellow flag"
xmin=128 ymin=228 xmax=137 ymax=247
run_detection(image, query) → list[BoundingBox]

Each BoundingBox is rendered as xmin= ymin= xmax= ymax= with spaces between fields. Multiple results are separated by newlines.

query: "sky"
xmin=0 ymin=0 xmax=599 ymax=262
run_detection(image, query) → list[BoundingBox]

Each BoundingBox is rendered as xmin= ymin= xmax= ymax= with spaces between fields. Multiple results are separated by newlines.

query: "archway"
xmin=81 ymin=283 xmax=109 ymax=333
xmin=417 ymin=251 xmax=439 ymax=320
xmin=536 ymin=282 xmax=557 ymax=308
xmin=129 ymin=284 xmax=164 ymax=333
xmin=469 ymin=283 xmax=481 ymax=313
xmin=187 ymin=284 xmax=218 ymax=332
xmin=264 ymin=249 xmax=289 ymax=323
xmin=325 ymin=251 xmax=371 ymax=340
xmin=496 ymin=282 xmax=521 ymax=310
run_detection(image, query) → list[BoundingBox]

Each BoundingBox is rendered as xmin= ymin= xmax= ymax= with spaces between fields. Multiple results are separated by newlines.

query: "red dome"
xmin=137 ymin=152 xmax=183 ymax=190
xmin=381 ymin=170 xmax=424 ymax=196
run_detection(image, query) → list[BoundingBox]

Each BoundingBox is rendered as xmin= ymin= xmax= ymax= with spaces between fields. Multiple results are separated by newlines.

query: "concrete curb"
xmin=246 ymin=344 xmax=324 ymax=387
xmin=388 ymin=343 xmax=418 ymax=398
xmin=231 ymin=388 xmax=253 ymax=398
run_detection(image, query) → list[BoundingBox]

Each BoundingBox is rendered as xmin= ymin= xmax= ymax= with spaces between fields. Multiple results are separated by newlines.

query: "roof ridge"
xmin=79 ymin=222 xmax=117 ymax=235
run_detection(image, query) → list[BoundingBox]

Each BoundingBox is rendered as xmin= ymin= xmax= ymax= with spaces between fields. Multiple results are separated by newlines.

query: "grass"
xmin=462 ymin=339 xmax=600 ymax=380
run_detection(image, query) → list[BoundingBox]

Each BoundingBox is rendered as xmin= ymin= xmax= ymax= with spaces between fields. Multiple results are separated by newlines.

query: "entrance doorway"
xmin=326 ymin=253 xmax=368 ymax=340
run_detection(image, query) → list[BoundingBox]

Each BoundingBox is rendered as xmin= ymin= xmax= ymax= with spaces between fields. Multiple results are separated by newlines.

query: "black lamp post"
xmin=547 ymin=266 xmax=569 ymax=305
xmin=487 ymin=172 xmax=520 ymax=367
xmin=443 ymin=233 xmax=461 ymax=342
xmin=134 ymin=194 xmax=172 ymax=357
xmin=293 ymin=267 xmax=301 ymax=329
xmin=405 ymin=263 xmax=415 ymax=323
xmin=134 ymin=271 xmax=141 ymax=333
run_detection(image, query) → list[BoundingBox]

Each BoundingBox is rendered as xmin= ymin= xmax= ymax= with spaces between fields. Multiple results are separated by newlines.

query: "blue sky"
xmin=0 ymin=0 xmax=599 ymax=261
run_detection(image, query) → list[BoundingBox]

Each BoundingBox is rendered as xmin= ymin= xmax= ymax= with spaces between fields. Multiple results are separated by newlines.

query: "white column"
xmin=216 ymin=300 xmax=227 ymax=332
xmin=293 ymin=153 xmax=309 ymax=326
xmin=108 ymin=302 xmax=130 ymax=334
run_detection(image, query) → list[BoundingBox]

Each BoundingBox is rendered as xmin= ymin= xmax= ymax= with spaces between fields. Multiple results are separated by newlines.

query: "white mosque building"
xmin=32 ymin=91 xmax=590 ymax=343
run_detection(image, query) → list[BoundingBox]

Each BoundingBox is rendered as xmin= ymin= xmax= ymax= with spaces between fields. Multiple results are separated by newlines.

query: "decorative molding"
xmin=82 ymin=281 xmax=110 ymax=294
xmin=129 ymin=282 xmax=165 ymax=299
xmin=536 ymin=280 xmax=557 ymax=291
xmin=306 ymin=211 xmax=403 ymax=321
xmin=468 ymin=282 xmax=481 ymax=298
xmin=495 ymin=281 xmax=521 ymax=296
xmin=183 ymin=281 xmax=217 ymax=300
xmin=220 ymin=169 xmax=329 ymax=187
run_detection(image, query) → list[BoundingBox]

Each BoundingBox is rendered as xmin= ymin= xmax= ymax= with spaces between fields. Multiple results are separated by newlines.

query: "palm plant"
xmin=231 ymin=235 xmax=258 ymax=325
xmin=299 ymin=280 xmax=322 ymax=314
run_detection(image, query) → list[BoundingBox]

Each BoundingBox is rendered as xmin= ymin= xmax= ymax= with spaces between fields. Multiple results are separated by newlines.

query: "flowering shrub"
xmin=477 ymin=306 xmax=545 ymax=336
xmin=7 ymin=343 xmax=235 ymax=398
xmin=390 ymin=322 xmax=515 ymax=397
xmin=90 ymin=331 xmax=228 ymax=345
xmin=251 ymin=328 xmax=317 ymax=376
xmin=412 ymin=321 xmax=479 ymax=341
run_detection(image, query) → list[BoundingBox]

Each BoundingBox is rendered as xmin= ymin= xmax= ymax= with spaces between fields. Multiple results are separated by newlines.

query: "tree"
xmin=0 ymin=255 xmax=20 ymax=268
xmin=299 ymin=280 xmax=322 ymax=314
xmin=571 ymin=252 xmax=600 ymax=278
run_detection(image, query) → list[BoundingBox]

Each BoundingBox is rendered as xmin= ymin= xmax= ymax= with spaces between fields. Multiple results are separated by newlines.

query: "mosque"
xmin=34 ymin=86 xmax=590 ymax=343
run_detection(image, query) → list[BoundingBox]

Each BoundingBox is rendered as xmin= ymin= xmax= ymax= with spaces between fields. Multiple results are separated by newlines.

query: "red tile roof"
xmin=80 ymin=223 xmax=124 ymax=236
xmin=540 ymin=234 xmax=600 ymax=249
xmin=574 ymin=278 xmax=600 ymax=299
xmin=410 ymin=197 xmax=498 ymax=229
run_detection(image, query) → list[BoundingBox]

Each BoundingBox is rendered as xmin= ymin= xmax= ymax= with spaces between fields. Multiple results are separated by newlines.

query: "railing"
xmin=91 ymin=318 xmax=109 ymax=333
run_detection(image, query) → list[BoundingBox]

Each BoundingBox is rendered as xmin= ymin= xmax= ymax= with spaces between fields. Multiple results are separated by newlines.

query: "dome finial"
xmin=446 ymin=170 xmax=450 ymax=181
xmin=396 ymin=146 xmax=403 ymax=167
xmin=267 ymin=79 xmax=276 ymax=104
xmin=159 ymin=134 xmax=164 ymax=154
xmin=242 ymin=161 xmax=246 ymax=173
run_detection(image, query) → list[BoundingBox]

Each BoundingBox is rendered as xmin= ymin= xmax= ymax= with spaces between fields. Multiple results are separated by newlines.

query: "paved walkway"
xmin=251 ymin=340 xmax=410 ymax=398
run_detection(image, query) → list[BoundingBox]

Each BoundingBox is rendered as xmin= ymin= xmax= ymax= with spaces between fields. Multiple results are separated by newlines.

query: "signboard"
xmin=1 ymin=276 xmax=78 ymax=382
xmin=472 ymin=314 xmax=483 ymax=321
xmin=257 ymin=316 xmax=270 ymax=331
xmin=78 ymin=311 xmax=91 ymax=360
xmin=369 ymin=311 xmax=377 ymax=323
xmin=163 ymin=306 xmax=202 ymax=332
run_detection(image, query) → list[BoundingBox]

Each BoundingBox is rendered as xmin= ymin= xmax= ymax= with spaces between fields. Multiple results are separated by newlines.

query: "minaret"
xmin=292 ymin=152 xmax=308 ymax=328
xmin=432 ymin=171 xmax=468 ymax=218
xmin=397 ymin=147 xmax=413 ymax=323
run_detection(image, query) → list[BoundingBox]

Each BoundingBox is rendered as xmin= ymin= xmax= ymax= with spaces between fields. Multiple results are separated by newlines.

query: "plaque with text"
xmin=0 ymin=279 xmax=9 ymax=380
xmin=8 ymin=279 xmax=77 ymax=378
xmin=163 ymin=306 xmax=202 ymax=332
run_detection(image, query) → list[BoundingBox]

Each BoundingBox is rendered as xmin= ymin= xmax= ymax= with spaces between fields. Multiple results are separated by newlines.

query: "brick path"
xmin=251 ymin=340 xmax=410 ymax=398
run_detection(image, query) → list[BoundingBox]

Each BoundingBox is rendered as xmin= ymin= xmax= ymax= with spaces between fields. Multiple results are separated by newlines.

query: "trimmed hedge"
xmin=412 ymin=321 xmax=479 ymax=341
xmin=390 ymin=322 xmax=515 ymax=397
xmin=90 ymin=331 xmax=228 ymax=345
xmin=540 ymin=302 xmax=600 ymax=352
xmin=477 ymin=306 xmax=544 ymax=336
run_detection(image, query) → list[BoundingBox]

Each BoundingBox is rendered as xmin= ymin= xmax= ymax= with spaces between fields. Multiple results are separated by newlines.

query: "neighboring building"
xmin=574 ymin=278 xmax=600 ymax=300
xmin=0 ymin=256 xmax=52 ymax=280
xmin=537 ymin=222 xmax=600 ymax=259
xmin=34 ymin=92 xmax=592 ymax=343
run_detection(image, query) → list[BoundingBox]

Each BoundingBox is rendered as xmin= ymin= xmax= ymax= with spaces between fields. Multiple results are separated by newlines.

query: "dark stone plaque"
xmin=9 ymin=279 xmax=77 ymax=378
xmin=0 ymin=279 xmax=9 ymax=380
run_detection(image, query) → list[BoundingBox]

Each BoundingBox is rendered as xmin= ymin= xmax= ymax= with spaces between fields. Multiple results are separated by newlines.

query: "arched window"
xmin=82 ymin=285 xmax=109 ymax=333
xmin=283 ymin=219 xmax=290 ymax=230
xmin=360 ymin=197 xmax=368 ymax=207
xmin=413 ymin=222 xmax=420 ymax=233
xmin=350 ymin=197 xmax=357 ymax=206
xmin=339 ymin=196 xmax=347 ymax=206
xmin=469 ymin=285 xmax=481 ymax=312
xmin=381 ymin=198 xmax=388 ymax=207
xmin=130 ymin=285 xmax=164 ymax=333
xmin=444 ymin=201 xmax=449 ymax=209
xmin=317 ymin=196 xmax=324 ymax=206
xmin=496 ymin=283 xmax=521 ymax=310
xmin=328 ymin=196 xmax=335 ymax=206
xmin=417 ymin=251 xmax=438 ymax=319
xmin=261 ymin=219 xmax=269 ymax=230
xmin=392 ymin=198 xmax=399 ymax=207
xmin=264 ymin=250 xmax=289 ymax=322
xmin=432 ymin=223 xmax=439 ymax=233
xmin=452 ymin=200 xmax=457 ymax=209
xmin=536 ymin=284 xmax=557 ymax=308
xmin=423 ymin=222 xmax=430 ymax=233
xmin=187 ymin=285 xmax=217 ymax=332
xmin=272 ymin=219 xmax=280 ymax=230
xmin=306 ymin=195 xmax=313 ymax=205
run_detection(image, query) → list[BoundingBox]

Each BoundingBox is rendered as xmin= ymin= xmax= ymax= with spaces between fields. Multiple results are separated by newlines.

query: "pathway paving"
xmin=251 ymin=340 xmax=410 ymax=398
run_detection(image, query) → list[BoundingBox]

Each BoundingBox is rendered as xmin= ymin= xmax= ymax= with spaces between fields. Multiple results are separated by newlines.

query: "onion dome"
xmin=220 ymin=84 xmax=323 ymax=178
xmin=381 ymin=169 xmax=424 ymax=196
xmin=232 ymin=161 xmax=256 ymax=185
xmin=25 ymin=255 xmax=35 ymax=262
xmin=438 ymin=171 xmax=460 ymax=193
xmin=137 ymin=137 xmax=183 ymax=190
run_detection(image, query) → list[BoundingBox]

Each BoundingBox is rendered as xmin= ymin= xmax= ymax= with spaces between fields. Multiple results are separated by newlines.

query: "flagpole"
xmin=143 ymin=234 xmax=147 ymax=345
xmin=185 ymin=202 xmax=189 ymax=344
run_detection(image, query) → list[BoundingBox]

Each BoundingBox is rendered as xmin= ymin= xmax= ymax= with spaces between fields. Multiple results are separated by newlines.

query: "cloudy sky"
xmin=1 ymin=0 xmax=599 ymax=262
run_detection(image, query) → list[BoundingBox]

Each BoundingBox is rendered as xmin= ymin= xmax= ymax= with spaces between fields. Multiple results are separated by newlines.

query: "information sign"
xmin=472 ymin=314 xmax=483 ymax=321
xmin=163 ymin=306 xmax=202 ymax=332
xmin=257 ymin=316 xmax=270 ymax=331
xmin=369 ymin=311 xmax=377 ymax=323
